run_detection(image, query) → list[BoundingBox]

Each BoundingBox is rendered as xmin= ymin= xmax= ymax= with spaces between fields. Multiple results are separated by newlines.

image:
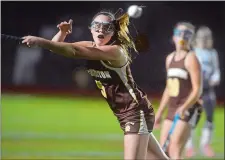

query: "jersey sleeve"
xmin=209 ymin=49 xmax=221 ymax=86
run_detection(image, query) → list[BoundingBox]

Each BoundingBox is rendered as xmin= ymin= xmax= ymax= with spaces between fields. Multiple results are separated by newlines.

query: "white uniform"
xmin=194 ymin=48 xmax=220 ymax=90
xmin=194 ymin=47 xmax=221 ymax=148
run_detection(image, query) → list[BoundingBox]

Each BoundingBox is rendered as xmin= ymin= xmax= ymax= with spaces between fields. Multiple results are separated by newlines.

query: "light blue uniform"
xmin=194 ymin=48 xmax=220 ymax=124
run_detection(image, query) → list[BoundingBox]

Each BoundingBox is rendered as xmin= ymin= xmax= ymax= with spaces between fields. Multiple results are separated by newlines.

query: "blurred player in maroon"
xmin=21 ymin=10 xmax=169 ymax=160
xmin=154 ymin=22 xmax=202 ymax=159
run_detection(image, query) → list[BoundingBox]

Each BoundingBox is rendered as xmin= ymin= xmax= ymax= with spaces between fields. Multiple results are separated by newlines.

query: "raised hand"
xmin=57 ymin=19 xmax=73 ymax=35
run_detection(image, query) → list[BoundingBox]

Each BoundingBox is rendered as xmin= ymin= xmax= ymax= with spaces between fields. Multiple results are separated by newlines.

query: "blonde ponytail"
xmin=115 ymin=13 xmax=138 ymax=61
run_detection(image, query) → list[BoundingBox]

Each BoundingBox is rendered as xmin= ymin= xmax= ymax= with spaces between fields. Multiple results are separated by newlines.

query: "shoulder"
xmin=185 ymin=51 xmax=200 ymax=70
xmin=211 ymin=48 xmax=218 ymax=53
xmin=98 ymin=45 xmax=125 ymax=58
xmin=186 ymin=51 xmax=199 ymax=62
xmin=166 ymin=52 xmax=174 ymax=61
xmin=166 ymin=52 xmax=175 ymax=69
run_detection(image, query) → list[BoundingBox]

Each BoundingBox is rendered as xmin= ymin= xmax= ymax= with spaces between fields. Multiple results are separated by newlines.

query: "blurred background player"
xmin=185 ymin=26 xmax=221 ymax=158
xmin=154 ymin=22 xmax=202 ymax=159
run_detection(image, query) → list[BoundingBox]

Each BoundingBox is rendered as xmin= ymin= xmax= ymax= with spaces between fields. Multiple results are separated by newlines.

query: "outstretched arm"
xmin=22 ymin=36 xmax=123 ymax=61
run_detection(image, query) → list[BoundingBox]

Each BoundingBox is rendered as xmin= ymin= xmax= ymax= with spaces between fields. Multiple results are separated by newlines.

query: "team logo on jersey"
xmin=87 ymin=69 xmax=112 ymax=79
xmin=125 ymin=125 xmax=131 ymax=132
xmin=125 ymin=122 xmax=135 ymax=132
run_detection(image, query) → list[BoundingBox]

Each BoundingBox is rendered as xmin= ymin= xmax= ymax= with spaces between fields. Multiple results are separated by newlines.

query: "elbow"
xmin=62 ymin=45 xmax=77 ymax=57
xmin=215 ymin=76 xmax=221 ymax=85
xmin=68 ymin=45 xmax=79 ymax=57
xmin=71 ymin=47 xmax=77 ymax=56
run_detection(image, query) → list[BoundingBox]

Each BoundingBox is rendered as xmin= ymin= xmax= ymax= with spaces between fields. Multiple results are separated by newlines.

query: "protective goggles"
xmin=90 ymin=21 xmax=115 ymax=34
xmin=173 ymin=28 xmax=194 ymax=40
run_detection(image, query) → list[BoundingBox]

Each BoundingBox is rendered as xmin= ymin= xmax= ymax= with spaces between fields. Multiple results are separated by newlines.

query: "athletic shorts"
xmin=166 ymin=103 xmax=202 ymax=128
xmin=117 ymin=106 xmax=155 ymax=135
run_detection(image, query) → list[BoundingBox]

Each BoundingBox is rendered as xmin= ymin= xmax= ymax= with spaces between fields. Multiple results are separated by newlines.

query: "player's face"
xmin=173 ymin=25 xmax=194 ymax=50
xmin=195 ymin=31 xmax=213 ymax=49
xmin=90 ymin=15 xmax=115 ymax=46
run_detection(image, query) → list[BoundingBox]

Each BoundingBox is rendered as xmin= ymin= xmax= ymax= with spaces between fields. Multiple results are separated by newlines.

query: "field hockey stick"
xmin=1 ymin=34 xmax=23 ymax=44
xmin=162 ymin=113 xmax=180 ymax=152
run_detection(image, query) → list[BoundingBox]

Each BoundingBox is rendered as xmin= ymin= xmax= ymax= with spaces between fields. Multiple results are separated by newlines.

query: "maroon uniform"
xmin=166 ymin=53 xmax=202 ymax=128
xmin=86 ymin=60 xmax=155 ymax=134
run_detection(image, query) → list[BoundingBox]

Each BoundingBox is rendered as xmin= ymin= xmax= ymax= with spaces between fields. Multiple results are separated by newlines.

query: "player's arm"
xmin=52 ymin=31 xmax=68 ymax=42
xmin=157 ymin=88 xmax=170 ymax=115
xmin=182 ymin=52 xmax=202 ymax=110
xmin=157 ymin=53 xmax=174 ymax=115
xmin=52 ymin=20 xmax=73 ymax=42
xmin=25 ymin=37 xmax=123 ymax=61
xmin=209 ymin=50 xmax=221 ymax=86
xmin=49 ymin=40 xmax=95 ymax=53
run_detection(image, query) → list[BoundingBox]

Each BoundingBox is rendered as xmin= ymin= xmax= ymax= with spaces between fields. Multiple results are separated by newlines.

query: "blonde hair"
xmin=193 ymin=26 xmax=213 ymax=48
xmin=92 ymin=10 xmax=138 ymax=62
xmin=196 ymin=26 xmax=212 ymax=38
xmin=175 ymin=21 xmax=195 ymax=33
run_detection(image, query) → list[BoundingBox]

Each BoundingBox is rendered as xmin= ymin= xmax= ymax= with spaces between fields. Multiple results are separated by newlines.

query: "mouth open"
xmin=98 ymin=35 xmax=104 ymax=39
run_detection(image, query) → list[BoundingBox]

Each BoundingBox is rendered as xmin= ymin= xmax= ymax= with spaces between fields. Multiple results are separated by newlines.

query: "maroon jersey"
xmin=167 ymin=54 xmax=192 ymax=108
xmin=86 ymin=60 xmax=153 ymax=118
xmin=166 ymin=53 xmax=202 ymax=125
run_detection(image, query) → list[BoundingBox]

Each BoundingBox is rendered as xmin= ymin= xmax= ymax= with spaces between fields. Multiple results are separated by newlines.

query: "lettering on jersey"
xmin=87 ymin=69 xmax=112 ymax=79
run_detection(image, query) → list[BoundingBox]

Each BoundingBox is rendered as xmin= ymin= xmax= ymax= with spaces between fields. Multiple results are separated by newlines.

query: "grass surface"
xmin=1 ymin=94 xmax=224 ymax=159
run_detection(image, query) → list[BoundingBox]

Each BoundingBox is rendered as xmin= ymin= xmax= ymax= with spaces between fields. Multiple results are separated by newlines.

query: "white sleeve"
xmin=209 ymin=50 xmax=221 ymax=86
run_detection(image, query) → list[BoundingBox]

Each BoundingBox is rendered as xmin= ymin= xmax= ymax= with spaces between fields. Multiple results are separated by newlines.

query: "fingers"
xmin=69 ymin=19 xmax=73 ymax=25
xmin=66 ymin=30 xmax=72 ymax=34
xmin=22 ymin=36 xmax=28 ymax=43
xmin=21 ymin=36 xmax=31 ymax=47
xmin=57 ymin=19 xmax=73 ymax=26
xmin=57 ymin=20 xmax=73 ymax=34
xmin=22 ymin=40 xmax=31 ymax=47
xmin=26 ymin=40 xmax=30 ymax=45
xmin=175 ymin=110 xmax=180 ymax=116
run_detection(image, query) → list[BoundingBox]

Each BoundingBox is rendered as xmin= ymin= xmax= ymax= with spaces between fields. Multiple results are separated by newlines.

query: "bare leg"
xmin=169 ymin=120 xmax=191 ymax=159
xmin=146 ymin=133 xmax=169 ymax=160
xmin=124 ymin=134 xmax=149 ymax=160
xmin=159 ymin=120 xmax=173 ymax=146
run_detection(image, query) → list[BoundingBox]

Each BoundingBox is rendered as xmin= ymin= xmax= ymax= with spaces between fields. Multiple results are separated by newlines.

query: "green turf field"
xmin=1 ymin=94 xmax=224 ymax=159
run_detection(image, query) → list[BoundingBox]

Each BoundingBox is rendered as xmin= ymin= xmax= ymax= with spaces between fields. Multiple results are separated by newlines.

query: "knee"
xmin=169 ymin=143 xmax=179 ymax=153
xmin=168 ymin=142 xmax=182 ymax=158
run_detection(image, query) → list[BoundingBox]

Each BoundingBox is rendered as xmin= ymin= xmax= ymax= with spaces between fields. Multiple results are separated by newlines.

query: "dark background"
xmin=1 ymin=1 xmax=225 ymax=101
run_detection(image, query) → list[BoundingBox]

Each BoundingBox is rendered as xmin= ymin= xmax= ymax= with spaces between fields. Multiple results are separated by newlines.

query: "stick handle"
xmin=1 ymin=34 xmax=23 ymax=44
